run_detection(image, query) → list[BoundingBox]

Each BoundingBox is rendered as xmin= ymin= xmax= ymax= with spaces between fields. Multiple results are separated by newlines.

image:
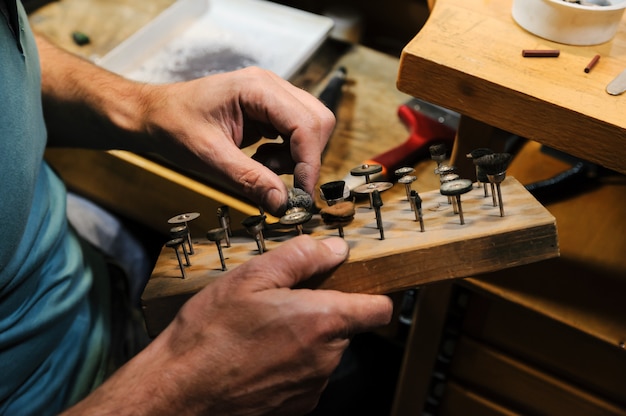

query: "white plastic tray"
xmin=98 ymin=0 xmax=333 ymax=81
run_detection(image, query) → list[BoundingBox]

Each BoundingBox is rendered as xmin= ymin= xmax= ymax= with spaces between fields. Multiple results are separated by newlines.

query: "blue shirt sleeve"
xmin=0 ymin=1 xmax=110 ymax=413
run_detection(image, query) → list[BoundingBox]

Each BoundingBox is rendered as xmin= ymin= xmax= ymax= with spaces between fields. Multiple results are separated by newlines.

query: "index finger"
xmin=312 ymin=290 xmax=394 ymax=339
xmin=265 ymin=72 xmax=336 ymax=194
xmin=240 ymin=70 xmax=335 ymax=195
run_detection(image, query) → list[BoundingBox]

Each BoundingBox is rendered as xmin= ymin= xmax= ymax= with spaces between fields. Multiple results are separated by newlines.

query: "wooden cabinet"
xmin=403 ymin=142 xmax=626 ymax=415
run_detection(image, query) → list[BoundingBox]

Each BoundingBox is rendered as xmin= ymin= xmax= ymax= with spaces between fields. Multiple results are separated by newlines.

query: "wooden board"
xmin=143 ymin=177 xmax=558 ymax=335
xmin=397 ymin=0 xmax=626 ymax=177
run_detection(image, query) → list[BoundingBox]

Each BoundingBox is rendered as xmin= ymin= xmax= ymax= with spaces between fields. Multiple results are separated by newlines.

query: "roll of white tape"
xmin=512 ymin=0 xmax=626 ymax=45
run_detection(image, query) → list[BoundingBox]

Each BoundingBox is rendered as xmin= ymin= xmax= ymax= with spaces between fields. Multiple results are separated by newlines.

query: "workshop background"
xmin=26 ymin=0 xmax=626 ymax=415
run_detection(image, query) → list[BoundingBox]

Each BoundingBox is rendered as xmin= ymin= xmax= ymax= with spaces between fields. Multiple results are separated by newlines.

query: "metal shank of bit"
xmin=440 ymin=179 xmax=473 ymax=225
xmin=320 ymin=201 xmax=355 ymax=239
xmin=242 ymin=215 xmax=267 ymax=254
xmin=489 ymin=172 xmax=507 ymax=217
xmin=169 ymin=225 xmax=191 ymax=266
xmin=398 ymin=175 xmax=417 ymax=202
xmin=206 ymin=228 xmax=227 ymax=271
xmin=410 ymin=190 xmax=425 ymax=232
xmin=472 ymin=153 xmax=512 ymax=217
xmin=371 ymin=189 xmax=385 ymax=240
xmin=217 ymin=206 xmax=232 ymax=247
xmin=165 ymin=237 xmax=187 ymax=279
xmin=168 ymin=212 xmax=200 ymax=255
xmin=440 ymin=172 xmax=460 ymax=213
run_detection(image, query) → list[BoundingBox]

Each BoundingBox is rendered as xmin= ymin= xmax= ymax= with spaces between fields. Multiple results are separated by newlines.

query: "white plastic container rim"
xmin=512 ymin=0 xmax=626 ymax=45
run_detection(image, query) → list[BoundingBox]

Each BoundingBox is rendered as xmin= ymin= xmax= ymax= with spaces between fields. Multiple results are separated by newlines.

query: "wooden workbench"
xmin=392 ymin=1 xmax=626 ymax=414
xmin=397 ymin=0 xmax=626 ymax=178
xmin=395 ymin=0 xmax=626 ymax=351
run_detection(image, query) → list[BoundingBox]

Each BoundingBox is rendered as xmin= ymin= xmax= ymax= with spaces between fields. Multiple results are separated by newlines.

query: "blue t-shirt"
xmin=0 ymin=0 xmax=110 ymax=413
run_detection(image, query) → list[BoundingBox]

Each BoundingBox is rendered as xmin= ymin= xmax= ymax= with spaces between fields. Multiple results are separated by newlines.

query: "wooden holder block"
xmin=143 ymin=177 xmax=558 ymax=336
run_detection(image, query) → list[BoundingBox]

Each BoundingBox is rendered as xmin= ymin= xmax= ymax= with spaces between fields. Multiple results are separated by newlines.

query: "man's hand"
xmin=63 ymin=236 xmax=393 ymax=416
xmin=38 ymin=34 xmax=334 ymax=216
xmin=137 ymin=67 xmax=335 ymax=215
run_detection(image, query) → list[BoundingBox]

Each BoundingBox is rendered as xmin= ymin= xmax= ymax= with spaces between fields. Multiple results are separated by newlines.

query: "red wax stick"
xmin=584 ymin=54 xmax=601 ymax=73
xmin=522 ymin=49 xmax=560 ymax=57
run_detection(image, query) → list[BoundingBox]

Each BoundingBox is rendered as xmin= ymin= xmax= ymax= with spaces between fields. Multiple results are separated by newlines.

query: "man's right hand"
xmin=63 ymin=235 xmax=393 ymax=416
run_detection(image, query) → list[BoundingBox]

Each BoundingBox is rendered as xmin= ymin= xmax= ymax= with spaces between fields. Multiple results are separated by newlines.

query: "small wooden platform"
xmin=143 ymin=177 xmax=558 ymax=336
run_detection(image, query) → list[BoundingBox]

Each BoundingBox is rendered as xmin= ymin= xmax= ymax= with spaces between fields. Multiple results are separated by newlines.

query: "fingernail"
xmin=322 ymin=237 xmax=349 ymax=257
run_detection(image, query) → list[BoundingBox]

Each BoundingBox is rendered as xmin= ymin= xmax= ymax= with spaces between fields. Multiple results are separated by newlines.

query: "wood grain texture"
xmin=390 ymin=282 xmax=453 ymax=416
xmin=462 ymin=294 xmax=626 ymax=408
xmin=397 ymin=0 xmax=626 ymax=176
xmin=143 ymin=177 xmax=558 ymax=335
xmin=30 ymin=0 xmax=176 ymax=58
xmin=439 ymin=381 xmax=518 ymax=416
xmin=448 ymin=336 xmax=626 ymax=416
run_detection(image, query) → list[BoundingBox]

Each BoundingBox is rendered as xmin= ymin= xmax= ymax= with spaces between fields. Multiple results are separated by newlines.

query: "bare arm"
xmin=36 ymin=34 xmax=148 ymax=152
xmin=36 ymin=34 xmax=334 ymax=214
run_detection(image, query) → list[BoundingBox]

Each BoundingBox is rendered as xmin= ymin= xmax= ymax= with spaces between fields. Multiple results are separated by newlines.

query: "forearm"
xmin=60 ymin=330 xmax=209 ymax=416
xmin=36 ymin=33 xmax=152 ymax=152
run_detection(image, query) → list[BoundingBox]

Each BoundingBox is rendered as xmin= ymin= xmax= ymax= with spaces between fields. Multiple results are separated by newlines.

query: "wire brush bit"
xmin=429 ymin=143 xmax=448 ymax=168
xmin=467 ymin=148 xmax=495 ymax=196
xmin=473 ymin=153 xmax=512 ymax=217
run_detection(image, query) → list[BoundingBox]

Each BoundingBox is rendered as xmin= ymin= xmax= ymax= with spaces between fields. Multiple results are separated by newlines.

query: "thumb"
xmin=231 ymin=235 xmax=349 ymax=292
